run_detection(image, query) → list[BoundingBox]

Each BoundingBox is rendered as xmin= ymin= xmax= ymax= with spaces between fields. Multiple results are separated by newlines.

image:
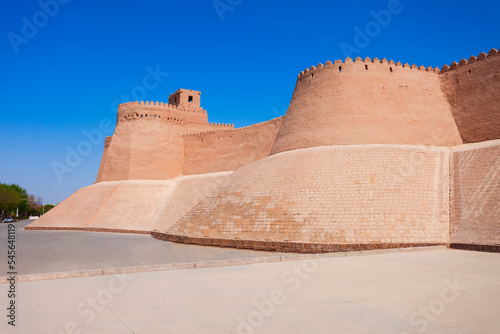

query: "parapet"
xmin=116 ymin=100 xmax=208 ymax=124
xmin=297 ymin=56 xmax=440 ymax=82
xmin=183 ymin=116 xmax=283 ymax=137
xmin=440 ymin=48 xmax=498 ymax=74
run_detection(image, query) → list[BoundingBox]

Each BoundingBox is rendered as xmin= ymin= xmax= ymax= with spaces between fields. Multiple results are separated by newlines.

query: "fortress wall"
xmin=182 ymin=117 xmax=284 ymax=175
xmin=157 ymin=145 xmax=450 ymax=253
xmin=98 ymin=111 xmax=185 ymax=181
xmin=151 ymin=172 xmax=232 ymax=232
xmin=440 ymin=49 xmax=500 ymax=143
xmin=450 ymin=140 xmax=500 ymax=250
xmin=96 ymin=136 xmax=112 ymax=182
xmin=26 ymin=180 xmax=177 ymax=233
xmin=271 ymin=58 xmax=462 ymax=155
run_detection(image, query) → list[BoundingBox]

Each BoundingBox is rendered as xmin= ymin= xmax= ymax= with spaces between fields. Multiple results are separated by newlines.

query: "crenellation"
xmin=449 ymin=61 xmax=459 ymax=70
xmin=296 ymin=54 xmax=448 ymax=84
xmin=440 ymin=49 xmax=500 ymax=74
xmin=477 ymin=52 xmax=488 ymax=60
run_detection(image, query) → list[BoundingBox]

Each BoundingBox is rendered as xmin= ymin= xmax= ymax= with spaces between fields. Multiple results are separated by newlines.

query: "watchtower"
xmin=168 ymin=89 xmax=201 ymax=108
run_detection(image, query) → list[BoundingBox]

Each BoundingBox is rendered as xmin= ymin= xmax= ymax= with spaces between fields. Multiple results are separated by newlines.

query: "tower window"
xmin=188 ymin=96 xmax=193 ymax=102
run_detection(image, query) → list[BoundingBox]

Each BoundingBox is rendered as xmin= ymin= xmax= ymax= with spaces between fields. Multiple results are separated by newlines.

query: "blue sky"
xmin=1 ymin=0 xmax=499 ymax=204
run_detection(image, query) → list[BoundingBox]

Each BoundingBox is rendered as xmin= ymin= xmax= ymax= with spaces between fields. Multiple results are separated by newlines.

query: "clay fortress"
xmin=28 ymin=49 xmax=500 ymax=253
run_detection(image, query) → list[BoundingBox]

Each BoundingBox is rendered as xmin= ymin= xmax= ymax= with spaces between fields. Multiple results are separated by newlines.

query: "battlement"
xmin=440 ymin=48 xmax=498 ymax=73
xmin=116 ymin=100 xmax=208 ymax=124
xmin=104 ymin=136 xmax=112 ymax=148
xmin=183 ymin=116 xmax=283 ymax=137
xmin=297 ymin=56 xmax=440 ymax=82
xmin=118 ymin=100 xmax=207 ymax=113
xmin=296 ymin=48 xmax=499 ymax=80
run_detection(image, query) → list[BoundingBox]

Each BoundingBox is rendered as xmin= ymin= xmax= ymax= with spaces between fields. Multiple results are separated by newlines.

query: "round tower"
xmin=271 ymin=57 xmax=463 ymax=155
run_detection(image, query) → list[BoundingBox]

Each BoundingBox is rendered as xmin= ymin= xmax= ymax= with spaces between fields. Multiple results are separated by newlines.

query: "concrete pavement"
xmin=0 ymin=221 xmax=292 ymax=280
xmin=1 ymin=221 xmax=499 ymax=333
xmin=1 ymin=248 xmax=499 ymax=333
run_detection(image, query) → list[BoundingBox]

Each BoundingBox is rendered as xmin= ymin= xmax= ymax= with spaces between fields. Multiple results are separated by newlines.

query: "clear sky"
xmin=1 ymin=0 xmax=499 ymax=204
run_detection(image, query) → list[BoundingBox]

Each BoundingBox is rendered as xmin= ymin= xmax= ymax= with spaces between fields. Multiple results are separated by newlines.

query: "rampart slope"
xmin=157 ymin=145 xmax=450 ymax=253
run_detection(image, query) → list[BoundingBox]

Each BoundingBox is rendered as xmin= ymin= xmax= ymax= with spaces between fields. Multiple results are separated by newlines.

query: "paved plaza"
xmin=0 ymin=221 xmax=499 ymax=333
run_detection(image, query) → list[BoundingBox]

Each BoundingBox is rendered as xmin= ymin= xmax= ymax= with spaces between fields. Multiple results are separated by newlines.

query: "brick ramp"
xmin=26 ymin=173 xmax=232 ymax=233
xmin=26 ymin=180 xmax=177 ymax=233
xmin=159 ymin=145 xmax=451 ymax=252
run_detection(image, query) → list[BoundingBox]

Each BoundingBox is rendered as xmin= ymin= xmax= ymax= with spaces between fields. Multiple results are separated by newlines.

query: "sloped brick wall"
xmin=450 ymin=140 xmax=500 ymax=249
xmin=160 ymin=145 xmax=450 ymax=252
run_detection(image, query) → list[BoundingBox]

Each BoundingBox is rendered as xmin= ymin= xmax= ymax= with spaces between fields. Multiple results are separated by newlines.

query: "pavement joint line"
xmin=80 ymin=277 xmax=135 ymax=334
xmin=0 ymin=245 xmax=447 ymax=283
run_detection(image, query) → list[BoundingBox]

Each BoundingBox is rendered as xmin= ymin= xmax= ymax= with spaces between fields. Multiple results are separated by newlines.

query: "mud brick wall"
xmin=450 ymin=140 xmax=500 ymax=247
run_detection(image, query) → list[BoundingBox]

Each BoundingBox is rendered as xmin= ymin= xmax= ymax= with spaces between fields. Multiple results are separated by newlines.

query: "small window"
xmin=390 ymin=67 xmax=393 ymax=72
xmin=365 ymin=65 xmax=368 ymax=70
xmin=188 ymin=96 xmax=193 ymax=102
xmin=339 ymin=66 xmax=342 ymax=72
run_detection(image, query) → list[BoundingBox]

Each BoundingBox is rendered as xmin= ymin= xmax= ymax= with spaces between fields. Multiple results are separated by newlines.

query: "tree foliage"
xmin=0 ymin=182 xmax=28 ymax=218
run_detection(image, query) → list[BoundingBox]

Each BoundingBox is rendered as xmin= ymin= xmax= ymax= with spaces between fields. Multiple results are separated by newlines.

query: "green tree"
xmin=0 ymin=182 xmax=28 ymax=219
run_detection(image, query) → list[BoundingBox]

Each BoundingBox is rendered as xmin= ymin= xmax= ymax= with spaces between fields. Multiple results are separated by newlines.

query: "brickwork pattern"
xmin=450 ymin=140 xmax=500 ymax=246
xmin=164 ymin=145 xmax=451 ymax=248
xmin=151 ymin=172 xmax=232 ymax=232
